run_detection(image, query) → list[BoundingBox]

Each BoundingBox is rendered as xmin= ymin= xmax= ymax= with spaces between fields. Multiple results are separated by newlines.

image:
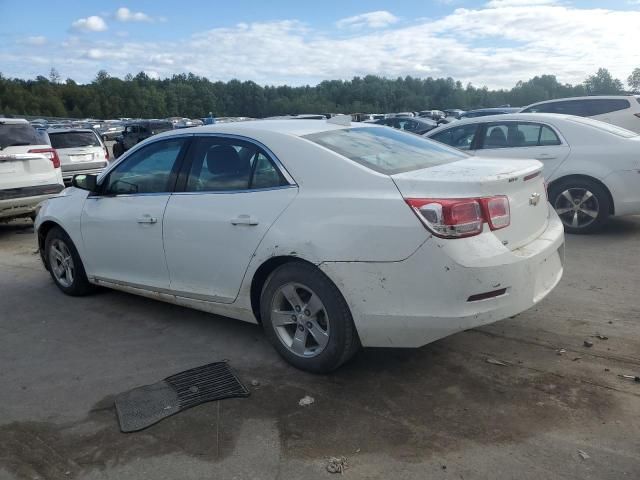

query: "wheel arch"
xmin=37 ymin=220 xmax=67 ymax=268
xmin=249 ymin=255 xmax=323 ymax=324
xmin=548 ymin=174 xmax=615 ymax=215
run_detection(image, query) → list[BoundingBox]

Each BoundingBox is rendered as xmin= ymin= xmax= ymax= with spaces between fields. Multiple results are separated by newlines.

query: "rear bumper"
xmin=0 ymin=184 xmax=64 ymax=219
xmin=320 ymin=209 xmax=564 ymax=348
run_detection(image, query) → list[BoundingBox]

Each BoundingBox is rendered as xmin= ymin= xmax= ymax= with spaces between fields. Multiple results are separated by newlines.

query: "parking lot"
xmin=1 ymin=216 xmax=639 ymax=479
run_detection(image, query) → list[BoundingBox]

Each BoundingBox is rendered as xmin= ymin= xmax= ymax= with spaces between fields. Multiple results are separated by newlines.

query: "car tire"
xmin=549 ymin=178 xmax=610 ymax=234
xmin=260 ymin=261 xmax=360 ymax=373
xmin=112 ymin=142 xmax=123 ymax=159
xmin=45 ymin=227 xmax=94 ymax=296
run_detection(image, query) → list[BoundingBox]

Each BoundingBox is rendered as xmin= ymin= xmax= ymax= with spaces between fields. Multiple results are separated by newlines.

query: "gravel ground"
xmin=0 ymin=216 xmax=639 ymax=480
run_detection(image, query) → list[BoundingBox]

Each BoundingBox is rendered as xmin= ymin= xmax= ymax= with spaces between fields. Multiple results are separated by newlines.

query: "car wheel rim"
xmin=49 ymin=239 xmax=75 ymax=288
xmin=554 ymin=188 xmax=599 ymax=229
xmin=270 ymin=282 xmax=330 ymax=358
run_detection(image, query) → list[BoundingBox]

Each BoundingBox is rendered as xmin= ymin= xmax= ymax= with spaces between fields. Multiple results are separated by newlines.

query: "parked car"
xmin=425 ymin=113 xmax=640 ymax=233
xmin=418 ymin=110 xmax=445 ymax=120
xmin=36 ymin=119 xmax=563 ymax=372
xmin=0 ymin=119 xmax=64 ymax=221
xmin=48 ymin=129 xmax=110 ymax=185
xmin=112 ymin=120 xmax=173 ymax=158
xmin=461 ymin=108 xmax=520 ymax=119
xmin=374 ymin=116 xmax=438 ymax=135
xmin=444 ymin=109 xmax=465 ymax=119
xmin=520 ymin=95 xmax=640 ymax=133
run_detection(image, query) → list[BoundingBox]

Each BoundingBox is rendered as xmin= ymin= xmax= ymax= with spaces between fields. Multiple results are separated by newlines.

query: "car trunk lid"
xmin=0 ymin=153 xmax=61 ymax=190
xmin=57 ymin=146 xmax=107 ymax=170
xmin=391 ymin=158 xmax=549 ymax=250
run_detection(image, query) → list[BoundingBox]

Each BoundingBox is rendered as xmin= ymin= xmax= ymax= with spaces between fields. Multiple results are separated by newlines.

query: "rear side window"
xmin=480 ymin=122 xmax=561 ymax=149
xmin=304 ymin=127 xmax=466 ymax=175
xmin=430 ymin=124 xmax=478 ymax=150
xmin=0 ymin=123 xmax=40 ymax=149
xmin=184 ymin=137 xmax=287 ymax=192
xmin=586 ymin=99 xmax=630 ymax=116
xmin=49 ymin=131 xmax=101 ymax=149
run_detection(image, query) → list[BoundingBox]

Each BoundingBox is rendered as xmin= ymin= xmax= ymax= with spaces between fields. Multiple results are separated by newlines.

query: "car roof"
xmin=525 ymin=95 xmax=639 ymax=107
xmin=425 ymin=113 xmax=579 ymax=133
xmin=158 ymin=119 xmax=375 ymax=139
xmin=47 ymin=128 xmax=96 ymax=134
xmin=0 ymin=118 xmax=30 ymax=125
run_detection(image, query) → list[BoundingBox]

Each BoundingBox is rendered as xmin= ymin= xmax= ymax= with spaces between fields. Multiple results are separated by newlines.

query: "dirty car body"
xmin=35 ymin=119 xmax=564 ymax=371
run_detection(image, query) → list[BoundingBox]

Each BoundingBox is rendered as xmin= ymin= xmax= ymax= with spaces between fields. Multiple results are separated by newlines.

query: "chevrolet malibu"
xmin=35 ymin=118 xmax=564 ymax=373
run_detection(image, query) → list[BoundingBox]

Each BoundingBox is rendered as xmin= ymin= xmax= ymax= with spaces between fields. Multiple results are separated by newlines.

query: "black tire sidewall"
xmin=44 ymin=227 xmax=92 ymax=296
xmin=549 ymin=179 xmax=610 ymax=234
xmin=260 ymin=262 xmax=357 ymax=373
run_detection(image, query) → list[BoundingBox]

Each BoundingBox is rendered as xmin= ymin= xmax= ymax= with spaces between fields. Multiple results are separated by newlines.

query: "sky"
xmin=1 ymin=0 xmax=639 ymax=89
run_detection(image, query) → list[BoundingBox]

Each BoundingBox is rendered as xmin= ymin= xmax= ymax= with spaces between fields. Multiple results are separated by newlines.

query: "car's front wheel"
xmin=549 ymin=178 xmax=610 ymax=234
xmin=260 ymin=262 xmax=360 ymax=373
xmin=45 ymin=227 xmax=94 ymax=296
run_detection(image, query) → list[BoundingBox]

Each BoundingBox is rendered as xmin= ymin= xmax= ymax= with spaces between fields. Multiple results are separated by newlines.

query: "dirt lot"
xmin=1 ymin=217 xmax=639 ymax=480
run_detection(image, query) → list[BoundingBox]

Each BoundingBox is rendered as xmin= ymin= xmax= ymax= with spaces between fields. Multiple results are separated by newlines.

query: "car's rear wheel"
xmin=549 ymin=179 xmax=610 ymax=234
xmin=260 ymin=262 xmax=360 ymax=373
xmin=45 ymin=227 xmax=94 ymax=296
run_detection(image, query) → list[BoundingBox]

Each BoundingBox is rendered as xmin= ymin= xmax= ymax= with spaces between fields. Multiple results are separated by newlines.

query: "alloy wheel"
xmin=554 ymin=188 xmax=599 ymax=230
xmin=49 ymin=239 xmax=75 ymax=288
xmin=270 ymin=282 xmax=330 ymax=358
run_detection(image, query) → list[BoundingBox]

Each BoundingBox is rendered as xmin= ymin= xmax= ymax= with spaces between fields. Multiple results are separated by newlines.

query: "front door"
xmin=163 ymin=136 xmax=297 ymax=302
xmin=81 ymin=137 xmax=189 ymax=289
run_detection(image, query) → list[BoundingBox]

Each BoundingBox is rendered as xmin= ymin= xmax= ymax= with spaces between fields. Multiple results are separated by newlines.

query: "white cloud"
xmin=485 ymin=0 xmax=558 ymax=6
xmin=71 ymin=16 xmax=108 ymax=32
xmin=21 ymin=36 xmax=47 ymax=46
xmin=336 ymin=11 xmax=399 ymax=29
xmin=114 ymin=7 xmax=152 ymax=23
xmin=8 ymin=3 xmax=640 ymax=90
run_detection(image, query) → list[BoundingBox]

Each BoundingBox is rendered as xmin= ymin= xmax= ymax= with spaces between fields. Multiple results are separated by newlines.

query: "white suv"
xmin=48 ymin=128 xmax=110 ymax=185
xmin=0 ymin=118 xmax=64 ymax=221
xmin=521 ymin=96 xmax=640 ymax=133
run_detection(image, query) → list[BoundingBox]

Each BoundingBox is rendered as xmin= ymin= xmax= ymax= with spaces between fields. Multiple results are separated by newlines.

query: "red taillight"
xmin=104 ymin=144 xmax=110 ymax=161
xmin=406 ymin=196 xmax=510 ymax=239
xmin=28 ymin=148 xmax=60 ymax=169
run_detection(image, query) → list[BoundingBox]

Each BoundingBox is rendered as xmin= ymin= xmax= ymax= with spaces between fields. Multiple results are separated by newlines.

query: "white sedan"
xmin=425 ymin=113 xmax=640 ymax=233
xmin=35 ymin=118 xmax=564 ymax=372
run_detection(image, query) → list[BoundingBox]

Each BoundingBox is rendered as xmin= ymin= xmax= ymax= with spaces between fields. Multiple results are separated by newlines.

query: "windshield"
xmin=0 ymin=123 xmax=41 ymax=149
xmin=49 ymin=131 xmax=101 ymax=148
xmin=567 ymin=117 xmax=638 ymax=138
xmin=304 ymin=127 xmax=466 ymax=174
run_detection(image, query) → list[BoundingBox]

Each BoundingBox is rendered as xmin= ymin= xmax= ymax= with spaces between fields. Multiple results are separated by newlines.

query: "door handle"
xmin=535 ymin=154 xmax=557 ymax=160
xmin=137 ymin=215 xmax=158 ymax=224
xmin=231 ymin=214 xmax=259 ymax=226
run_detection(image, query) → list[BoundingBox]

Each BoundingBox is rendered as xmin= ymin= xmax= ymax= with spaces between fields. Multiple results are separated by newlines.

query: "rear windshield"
xmin=0 ymin=122 xmax=41 ymax=149
xmin=303 ymin=127 xmax=466 ymax=174
xmin=567 ymin=117 xmax=638 ymax=138
xmin=49 ymin=131 xmax=101 ymax=149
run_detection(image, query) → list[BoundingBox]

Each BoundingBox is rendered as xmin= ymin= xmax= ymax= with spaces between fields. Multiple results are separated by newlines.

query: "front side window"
xmin=481 ymin=122 xmax=561 ymax=149
xmin=104 ymin=138 xmax=186 ymax=194
xmin=185 ymin=138 xmax=287 ymax=192
xmin=430 ymin=124 xmax=478 ymax=150
xmin=304 ymin=127 xmax=467 ymax=175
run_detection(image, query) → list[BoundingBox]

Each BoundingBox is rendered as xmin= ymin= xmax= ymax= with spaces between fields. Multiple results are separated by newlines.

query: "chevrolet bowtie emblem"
xmin=529 ymin=192 xmax=541 ymax=206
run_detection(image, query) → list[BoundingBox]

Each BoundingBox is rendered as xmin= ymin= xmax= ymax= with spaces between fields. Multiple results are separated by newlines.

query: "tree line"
xmin=0 ymin=67 xmax=638 ymax=119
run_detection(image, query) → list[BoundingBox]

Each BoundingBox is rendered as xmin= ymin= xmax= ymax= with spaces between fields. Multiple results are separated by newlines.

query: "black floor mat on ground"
xmin=115 ymin=361 xmax=250 ymax=432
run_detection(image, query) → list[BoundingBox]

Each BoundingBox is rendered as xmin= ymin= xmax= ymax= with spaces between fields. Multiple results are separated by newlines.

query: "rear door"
xmin=81 ymin=137 xmax=190 ymax=289
xmin=473 ymin=121 xmax=571 ymax=178
xmin=163 ymin=135 xmax=297 ymax=303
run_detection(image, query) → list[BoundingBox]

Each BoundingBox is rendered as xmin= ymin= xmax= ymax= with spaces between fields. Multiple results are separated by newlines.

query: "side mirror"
xmin=72 ymin=174 xmax=98 ymax=192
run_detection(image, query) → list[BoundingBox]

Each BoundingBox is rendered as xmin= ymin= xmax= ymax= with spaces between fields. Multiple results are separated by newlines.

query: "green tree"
xmin=583 ymin=68 xmax=624 ymax=95
xmin=627 ymin=68 xmax=640 ymax=93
